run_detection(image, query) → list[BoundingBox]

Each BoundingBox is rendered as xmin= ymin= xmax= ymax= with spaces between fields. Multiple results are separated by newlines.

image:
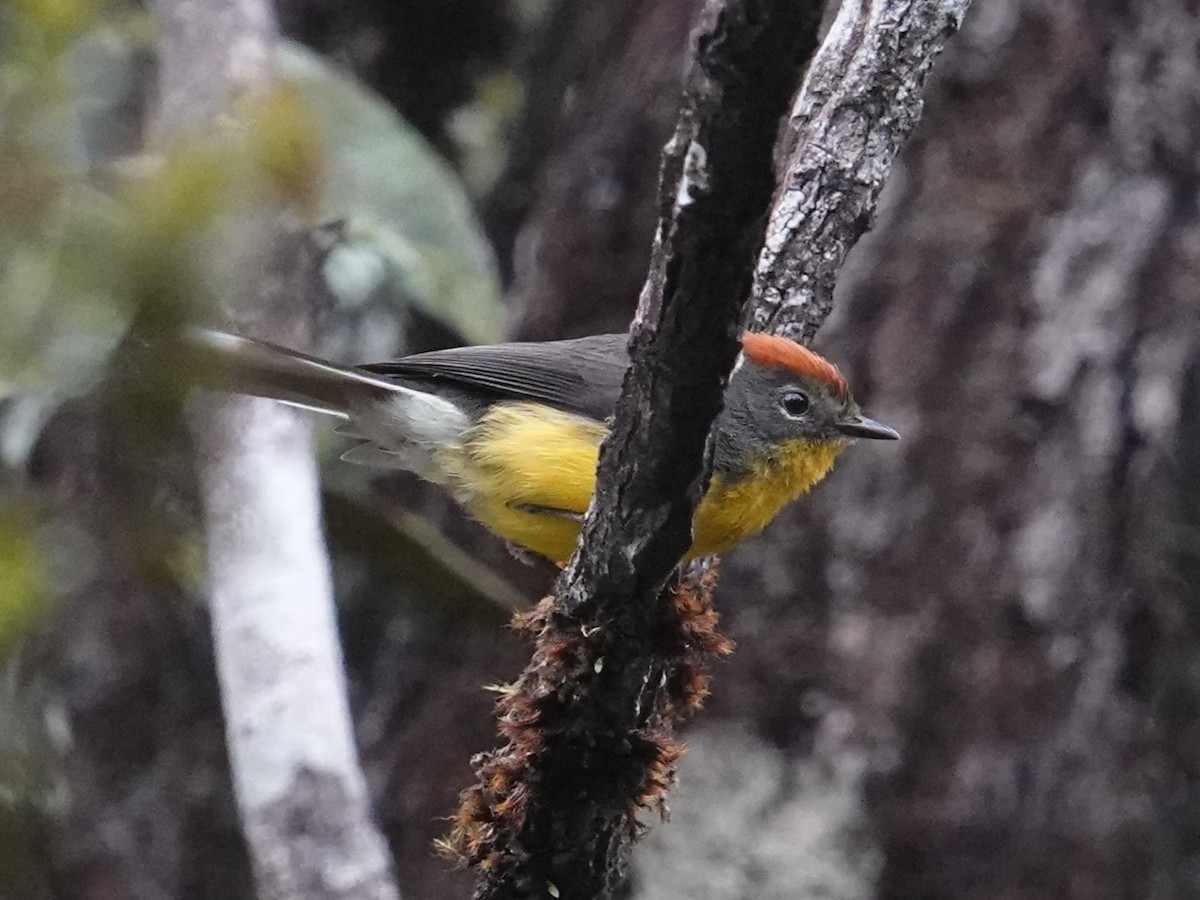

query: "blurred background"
xmin=3 ymin=0 xmax=1200 ymax=898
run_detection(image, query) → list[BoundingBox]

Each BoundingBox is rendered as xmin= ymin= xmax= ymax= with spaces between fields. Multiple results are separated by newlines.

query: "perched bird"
xmin=186 ymin=329 xmax=898 ymax=562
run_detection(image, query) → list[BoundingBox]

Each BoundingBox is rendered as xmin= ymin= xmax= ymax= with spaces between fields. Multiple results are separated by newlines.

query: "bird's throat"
xmin=689 ymin=439 xmax=845 ymax=558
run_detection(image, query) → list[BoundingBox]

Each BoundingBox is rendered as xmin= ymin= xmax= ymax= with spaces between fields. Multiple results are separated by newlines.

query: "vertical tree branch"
xmin=749 ymin=0 xmax=974 ymax=342
xmin=152 ymin=1 xmax=400 ymax=897
xmin=453 ymin=1 xmax=973 ymax=898
xmin=452 ymin=2 xmax=824 ymax=898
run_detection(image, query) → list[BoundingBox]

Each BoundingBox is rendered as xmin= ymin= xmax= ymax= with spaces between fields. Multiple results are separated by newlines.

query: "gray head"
xmin=712 ymin=333 xmax=898 ymax=477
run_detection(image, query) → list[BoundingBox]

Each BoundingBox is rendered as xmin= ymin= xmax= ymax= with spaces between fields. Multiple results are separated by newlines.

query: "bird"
xmin=184 ymin=328 xmax=898 ymax=562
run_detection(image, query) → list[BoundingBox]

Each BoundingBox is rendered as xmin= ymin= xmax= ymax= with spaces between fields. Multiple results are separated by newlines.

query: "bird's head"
xmin=713 ymin=332 xmax=898 ymax=479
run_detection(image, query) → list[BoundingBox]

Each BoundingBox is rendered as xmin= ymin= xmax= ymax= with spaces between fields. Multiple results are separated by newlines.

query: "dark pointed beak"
xmin=835 ymin=414 xmax=900 ymax=441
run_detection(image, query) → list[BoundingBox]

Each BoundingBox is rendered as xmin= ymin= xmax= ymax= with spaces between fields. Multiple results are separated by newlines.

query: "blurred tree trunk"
xmin=492 ymin=0 xmax=703 ymax=340
xmin=275 ymin=0 xmax=512 ymax=162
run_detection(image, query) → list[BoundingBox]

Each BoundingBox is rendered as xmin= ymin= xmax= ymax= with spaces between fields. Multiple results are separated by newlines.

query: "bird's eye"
xmin=780 ymin=391 xmax=810 ymax=418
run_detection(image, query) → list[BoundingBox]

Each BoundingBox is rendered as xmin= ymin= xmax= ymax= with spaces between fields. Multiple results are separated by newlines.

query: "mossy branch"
xmin=448 ymin=2 xmax=825 ymax=898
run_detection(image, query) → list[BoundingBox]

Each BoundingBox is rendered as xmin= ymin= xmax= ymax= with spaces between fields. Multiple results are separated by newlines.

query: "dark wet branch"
xmin=451 ymin=2 xmax=824 ymax=898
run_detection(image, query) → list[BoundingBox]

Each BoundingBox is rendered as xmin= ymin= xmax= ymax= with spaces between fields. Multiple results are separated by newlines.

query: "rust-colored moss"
xmin=441 ymin=562 xmax=732 ymax=884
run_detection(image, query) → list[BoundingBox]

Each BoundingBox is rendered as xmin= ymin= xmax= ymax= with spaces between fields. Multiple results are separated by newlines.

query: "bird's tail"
xmin=179 ymin=327 xmax=404 ymax=419
xmin=177 ymin=328 xmax=471 ymax=475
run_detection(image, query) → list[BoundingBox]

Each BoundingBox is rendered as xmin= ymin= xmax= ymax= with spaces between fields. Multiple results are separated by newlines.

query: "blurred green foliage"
xmin=0 ymin=0 xmax=121 ymax=666
xmin=0 ymin=504 xmax=48 ymax=659
xmin=0 ymin=0 xmax=507 ymax=582
xmin=1 ymin=0 xmax=126 ymax=391
xmin=0 ymin=5 xmax=515 ymax=892
xmin=447 ymin=68 xmax=524 ymax=199
xmin=1 ymin=0 xmax=329 ymax=393
xmin=2 ymin=4 xmax=504 ymax=395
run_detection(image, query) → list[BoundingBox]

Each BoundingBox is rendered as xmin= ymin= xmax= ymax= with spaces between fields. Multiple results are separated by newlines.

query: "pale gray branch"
xmin=748 ymin=0 xmax=973 ymax=341
xmin=152 ymin=0 xmax=400 ymax=897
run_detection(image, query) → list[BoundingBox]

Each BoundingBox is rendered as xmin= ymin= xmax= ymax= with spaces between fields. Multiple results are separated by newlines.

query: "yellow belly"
xmin=437 ymin=402 xmax=844 ymax=563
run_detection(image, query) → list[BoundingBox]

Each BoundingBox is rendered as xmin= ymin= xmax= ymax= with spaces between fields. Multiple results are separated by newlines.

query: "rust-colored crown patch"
xmin=740 ymin=332 xmax=848 ymax=396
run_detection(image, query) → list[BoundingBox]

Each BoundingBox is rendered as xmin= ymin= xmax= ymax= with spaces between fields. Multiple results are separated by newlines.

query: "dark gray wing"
xmin=359 ymin=334 xmax=630 ymax=421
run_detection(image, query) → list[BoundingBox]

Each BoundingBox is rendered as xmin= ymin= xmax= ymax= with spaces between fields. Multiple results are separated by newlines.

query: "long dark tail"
xmin=177 ymin=329 xmax=472 ymax=475
xmin=179 ymin=328 xmax=405 ymax=418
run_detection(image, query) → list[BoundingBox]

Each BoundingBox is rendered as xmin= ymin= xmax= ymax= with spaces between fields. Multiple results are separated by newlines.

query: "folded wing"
xmin=360 ymin=334 xmax=630 ymax=422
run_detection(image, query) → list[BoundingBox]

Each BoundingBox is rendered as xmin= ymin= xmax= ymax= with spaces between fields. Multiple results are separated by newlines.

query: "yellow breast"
xmin=689 ymin=439 xmax=844 ymax=557
xmin=436 ymin=402 xmax=844 ymax=563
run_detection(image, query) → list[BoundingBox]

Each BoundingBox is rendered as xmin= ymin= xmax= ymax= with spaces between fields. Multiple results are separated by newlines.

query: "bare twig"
xmin=749 ymin=0 xmax=974 ymax=341
xmin=152 ymin=0 xmax=400 ymax=897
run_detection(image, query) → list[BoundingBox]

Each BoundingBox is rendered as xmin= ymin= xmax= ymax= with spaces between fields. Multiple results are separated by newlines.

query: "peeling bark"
xmin=748 ymin=0 xmax=975 ymax=342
